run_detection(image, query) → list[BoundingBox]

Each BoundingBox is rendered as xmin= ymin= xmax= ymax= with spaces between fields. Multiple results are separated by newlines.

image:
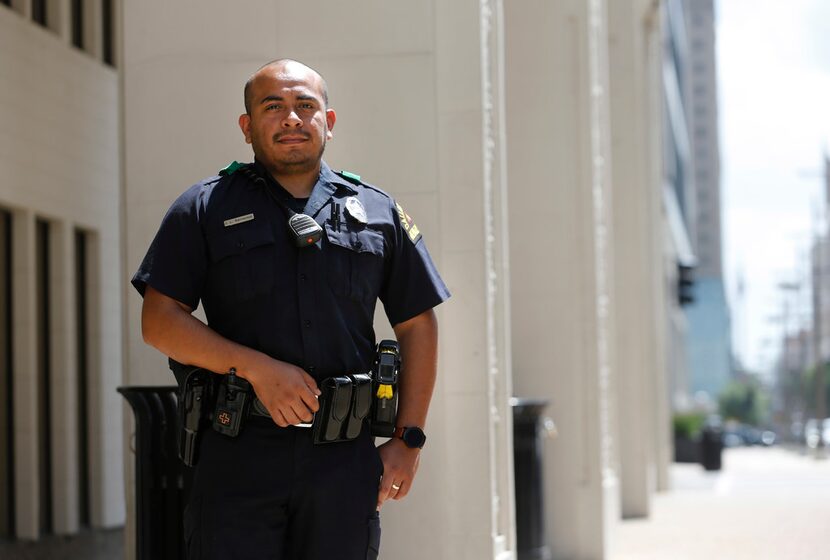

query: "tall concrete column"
xmin=646 ymin=5 xmax=673 ymax=494
xmin=48 ymin=220 xmax=80 ymax=534
xmin=429 ymin=2 xmax=516 ymax=558
xmin=12 ymin=210 xmax=39 ymax=539
xmin=505 ymin=0 xmax=619 ymax=558
xmin=607 ymin=0 xmax=664 ymax=518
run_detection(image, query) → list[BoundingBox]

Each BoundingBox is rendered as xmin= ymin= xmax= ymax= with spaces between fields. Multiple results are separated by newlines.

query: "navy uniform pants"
xmin=184 ymin=417 xmax=383 ymax=560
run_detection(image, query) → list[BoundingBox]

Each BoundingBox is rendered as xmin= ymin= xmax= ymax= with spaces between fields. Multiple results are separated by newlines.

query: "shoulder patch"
xmin=396 ymin=203 xmax=422 ymax=244
xmin=219 ymin=161 xmax=245 ymax=176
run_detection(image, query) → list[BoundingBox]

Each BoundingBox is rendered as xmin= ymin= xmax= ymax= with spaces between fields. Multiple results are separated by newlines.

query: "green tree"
xmin=718 ymin=379 xmax=770 ymax=426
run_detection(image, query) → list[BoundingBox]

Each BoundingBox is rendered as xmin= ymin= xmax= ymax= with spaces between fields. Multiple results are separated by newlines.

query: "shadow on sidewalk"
xmin=0 ymin=527 xmax=123 ymax=560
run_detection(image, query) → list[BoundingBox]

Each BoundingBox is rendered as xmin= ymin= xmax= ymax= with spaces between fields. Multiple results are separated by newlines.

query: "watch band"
xmin=393 ymin=426 xmax=426 ymax=449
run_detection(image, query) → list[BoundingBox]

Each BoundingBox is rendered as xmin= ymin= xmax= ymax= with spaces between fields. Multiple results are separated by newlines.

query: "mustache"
xmin=273 ymin=131 xmax=311 ymax=142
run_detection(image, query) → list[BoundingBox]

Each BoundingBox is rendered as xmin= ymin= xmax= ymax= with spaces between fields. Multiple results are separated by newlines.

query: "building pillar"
xmin=12 ymin=209 xmax=39 ymax=539
xmin=428 ymin=1 xmax=516 ymax=558
xmin=505 ymin=0 xmax=619 ymax=558
xmin=48 ymin=220 xmax=80 ymax=534
xmin=607 ymin=0 xmax=665 ymax=518
xmin=88 ymin=228 xmax=125 ymax=528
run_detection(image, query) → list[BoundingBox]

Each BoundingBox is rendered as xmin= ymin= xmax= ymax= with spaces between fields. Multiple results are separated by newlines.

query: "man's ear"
xmin=238 ymin=113 xmax=252 ymax=144
xmin=325 ymin=109 xmax=336 ymax=140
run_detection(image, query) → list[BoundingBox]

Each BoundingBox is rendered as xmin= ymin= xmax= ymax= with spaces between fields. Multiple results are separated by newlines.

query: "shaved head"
xmin=244 ymin=59 xmax=329 ymax=114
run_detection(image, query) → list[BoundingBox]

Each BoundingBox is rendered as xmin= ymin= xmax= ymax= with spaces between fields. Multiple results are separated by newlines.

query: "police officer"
xmin=132 ymin=59 xmax=450 ymax=559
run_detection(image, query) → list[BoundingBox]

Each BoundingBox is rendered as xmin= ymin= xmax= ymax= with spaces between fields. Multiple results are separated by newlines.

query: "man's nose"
xmin=282 ymin=110 xmax=302 ymax=127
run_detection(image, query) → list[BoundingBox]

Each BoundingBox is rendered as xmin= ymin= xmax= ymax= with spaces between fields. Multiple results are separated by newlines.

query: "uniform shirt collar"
xmin=244 ymin=160 xmax=356 ymax=218
xmin=301 ymin=161 xmax=355 ymax=217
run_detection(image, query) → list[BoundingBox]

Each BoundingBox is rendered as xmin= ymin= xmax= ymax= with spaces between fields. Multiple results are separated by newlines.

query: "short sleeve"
xmin=131 ymin=183 xmax=208 ymax=310
xmin=380 ymin=199 xmax=450 ymax=326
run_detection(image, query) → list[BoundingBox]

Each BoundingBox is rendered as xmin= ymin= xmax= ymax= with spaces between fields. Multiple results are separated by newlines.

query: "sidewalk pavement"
xmin=611 ymin=446 xmax=830 ymax=560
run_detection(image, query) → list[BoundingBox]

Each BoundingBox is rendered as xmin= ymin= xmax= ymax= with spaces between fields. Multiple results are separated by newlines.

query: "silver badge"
xmin=345 ymin=197 xmax=368 ymax=224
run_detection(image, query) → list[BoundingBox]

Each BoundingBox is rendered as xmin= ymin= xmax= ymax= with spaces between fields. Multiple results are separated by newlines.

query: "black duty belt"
xmin=251 ymin=374 xmax=372 ymax=444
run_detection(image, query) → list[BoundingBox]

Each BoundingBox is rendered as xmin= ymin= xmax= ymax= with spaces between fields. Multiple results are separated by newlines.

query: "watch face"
xmin=403 ymin=427 xmax=426 ymax=449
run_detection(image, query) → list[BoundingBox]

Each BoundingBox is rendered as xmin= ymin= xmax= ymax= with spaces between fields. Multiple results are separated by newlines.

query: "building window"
xmin=32 ymin=0 xmax=47 ymax=26
xmin=0 ymin=210 xmax=13 ymax=538
xmin=35 ymin=219 xmax=53 ymax=536
xmin=102 ymin=0 xmax=114 ymax=67
xmin=71 ymin=0 xmax=84 ymax=49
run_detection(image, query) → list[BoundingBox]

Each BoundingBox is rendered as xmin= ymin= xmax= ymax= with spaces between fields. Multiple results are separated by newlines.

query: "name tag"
xmin=224 ymin=213 xmax=255 ymax=227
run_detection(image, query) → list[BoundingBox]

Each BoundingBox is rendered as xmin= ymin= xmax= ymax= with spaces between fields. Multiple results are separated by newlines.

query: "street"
xmin=612 ymin=446 xmax=830 ymax=560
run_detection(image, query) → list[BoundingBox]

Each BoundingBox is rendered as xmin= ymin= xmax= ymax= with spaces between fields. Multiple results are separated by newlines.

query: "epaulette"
xmin=335 ymin=170 xmax=362 ymax=184
xmin=219 ymin=160 xmax=246 ymax=176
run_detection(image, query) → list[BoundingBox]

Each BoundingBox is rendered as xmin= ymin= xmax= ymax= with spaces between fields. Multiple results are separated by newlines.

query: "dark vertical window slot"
xmin=102 ymin=0 xmax=114 ymax=66
xmin=1 ymin=0 xmax=12 ymax=8
xmin=0 ymin=211 xmax=13 ymax=538
xmin=32 ymin=0 xmax=47 ymax=27
xmin=36 ymin=219 xmax=52 ymax=536
xmin=75 ymin=230 xmax=90 ymax=528
xmin=72 ymin=0 xmax=84 ymax=49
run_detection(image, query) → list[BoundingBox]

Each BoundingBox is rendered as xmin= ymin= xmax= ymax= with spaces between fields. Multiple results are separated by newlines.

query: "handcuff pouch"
xmin=344 ymin=374 xmax=373 ymax=440
xmin=313 ymin=376 xmax=353 ymax=444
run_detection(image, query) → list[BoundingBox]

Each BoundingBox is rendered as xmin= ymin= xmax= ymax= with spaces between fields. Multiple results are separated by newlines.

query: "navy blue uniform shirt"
xmin=132 ymin=161 xmax=450 ymax=380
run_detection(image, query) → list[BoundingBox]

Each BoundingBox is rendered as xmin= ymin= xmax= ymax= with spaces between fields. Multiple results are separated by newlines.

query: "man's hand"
xmin=141 ymin=286 xmax=320 ymax=426
xmin=376 ymin=438 xmax=420 ymax=509
xmin=243 ymin=359 xmax=320 ymax=427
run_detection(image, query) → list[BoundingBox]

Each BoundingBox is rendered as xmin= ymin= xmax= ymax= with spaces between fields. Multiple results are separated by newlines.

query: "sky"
xmin=717 ymin=0 xmax=830 ymax=375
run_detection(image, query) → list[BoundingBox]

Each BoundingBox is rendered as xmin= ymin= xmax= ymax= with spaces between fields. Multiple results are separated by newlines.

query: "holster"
xmin=171 ymin=360 xmax=253 ymax=467
xmin=172 ymin=361 xmax=217 ymax=467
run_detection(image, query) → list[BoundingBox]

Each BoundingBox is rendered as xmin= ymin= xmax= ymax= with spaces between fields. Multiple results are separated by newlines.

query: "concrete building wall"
xmin=683 ymin=0 xmax=722 ymax=279
xmin=681 ymin=0 xmax=732 ymax=400
xmin=0 ymin=2 xmax=124 ymax=539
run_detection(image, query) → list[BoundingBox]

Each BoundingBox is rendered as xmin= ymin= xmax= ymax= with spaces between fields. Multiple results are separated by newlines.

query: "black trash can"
xmin=512 ymin=398 xmax=552 ymax=560
xmin=700 ymin=425 xmax=723 ymax=471
xmin=119 ymin=386 xmax=193 ymax=560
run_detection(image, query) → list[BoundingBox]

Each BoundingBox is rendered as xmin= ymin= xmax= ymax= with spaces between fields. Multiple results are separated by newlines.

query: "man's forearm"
xmin=141 ymin=286 xmax=266 ymax=378
xmin=393 ymin=309 xmax=439 ymax=428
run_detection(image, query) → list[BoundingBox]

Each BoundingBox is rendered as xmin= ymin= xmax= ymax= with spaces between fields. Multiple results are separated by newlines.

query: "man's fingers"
xmin=282 ymin=407 xmax=303 ymax=426
xmin=302 ymin=371 xmax=321 ymax=395
xmin=377 ymin=478 xmax=407 ymax=508
xmin=376 ymin=485 xmax=391 ymax=509
xmin=392 ymin=480 xmax=408 ymax=500
xmin=300 ymin=386 xmax=320 ymax=413
xmin=272 ymin=409 xmax=290 ymax=427
xmin=290 ymin=402 xmax=314 ymax=424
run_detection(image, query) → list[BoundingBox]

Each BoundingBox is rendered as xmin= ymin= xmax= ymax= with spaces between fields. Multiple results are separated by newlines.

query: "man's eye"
xmin=299 ymin=103 xmax=314 ymax=110
xmin=266 ymin=104 xmax=281 ymax=111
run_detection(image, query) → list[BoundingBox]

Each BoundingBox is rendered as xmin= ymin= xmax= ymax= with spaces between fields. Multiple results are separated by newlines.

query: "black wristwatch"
xmin=393 ymin=426 xmax=426 ymax=449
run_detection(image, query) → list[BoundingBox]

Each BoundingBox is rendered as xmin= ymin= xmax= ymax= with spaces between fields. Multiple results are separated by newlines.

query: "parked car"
xmin=804 ymin=418 xmax=830 ymax=449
